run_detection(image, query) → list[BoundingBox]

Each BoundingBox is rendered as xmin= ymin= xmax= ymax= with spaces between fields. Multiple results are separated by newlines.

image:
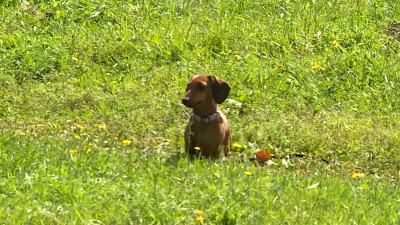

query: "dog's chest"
xmin=191 ymin=122 xmax=224 ymax=146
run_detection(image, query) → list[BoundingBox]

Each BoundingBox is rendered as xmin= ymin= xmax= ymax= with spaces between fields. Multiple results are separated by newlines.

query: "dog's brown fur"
xmin=182 ymin=75 xmax=230 ymax=159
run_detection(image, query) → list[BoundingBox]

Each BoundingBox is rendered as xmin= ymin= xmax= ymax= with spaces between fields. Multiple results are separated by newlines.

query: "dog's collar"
xmin=191 ymin=111 xmax=221 ymax=124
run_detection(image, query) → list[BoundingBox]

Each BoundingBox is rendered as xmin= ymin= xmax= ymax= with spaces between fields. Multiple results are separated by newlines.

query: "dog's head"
xmin=182 ymin=75 xmax=230 ymax=109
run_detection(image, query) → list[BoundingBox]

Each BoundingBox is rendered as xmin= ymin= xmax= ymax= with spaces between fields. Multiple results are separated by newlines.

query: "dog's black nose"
xmin=182 ymin=98 xmax=188 ymax=105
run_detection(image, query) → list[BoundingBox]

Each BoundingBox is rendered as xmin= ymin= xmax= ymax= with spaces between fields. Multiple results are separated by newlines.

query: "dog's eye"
xmin=197 ymin=84 xmax=206 ymax=90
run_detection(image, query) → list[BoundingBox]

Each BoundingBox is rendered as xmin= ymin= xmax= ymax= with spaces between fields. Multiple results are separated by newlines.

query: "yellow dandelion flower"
xmin=332 ymin=40 xmax=339 ymax=48
xmin=88 ymin=142 xmax=93 ymax=147
xmin=195 ymin=216 xmax=204 ymax=223
xmin=311 ymin=65 xmax=325 ymax=71
xmin=19 ymin=132 xmax=26 ymax=136
xmin=72 ymin=56 xmax=79 ymax=62
xmin=74 ymin=134 xmax=81 ymax=140
xmin=97 ymin=124 xmax=106 ymax=129
xmin=76 ymin=124 xmax=84 ymax=130
xmin=352 ymin=172 xmax=365 ymax=179
xmin=114 ymin=137 xmax=119 ymax=141
xmin=122 ymin=139 xmax=133 ymax=145
xmin=232 ymin=142 xmax=242 ymax=149
xmin=195 ymin=210 xmax=204 ymax=216
xmin=234 ymin=54 xmax=241 ymax=60
xmin=194 ymin=146 xmax=202 ymax=151
xmin=87 ymin=148 xmax=92 ymax=153
xmin=244 ymin=171 xmax=252 ymax=176
xmin=265 ymin=175 xmax=270 ymax=180
xmin=69 ymin=149 xmax=78 ymax=154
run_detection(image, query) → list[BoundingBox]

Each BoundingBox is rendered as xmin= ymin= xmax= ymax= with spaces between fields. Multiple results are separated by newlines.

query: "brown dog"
xmin=182 ymin=75 xmax=231 ymax=159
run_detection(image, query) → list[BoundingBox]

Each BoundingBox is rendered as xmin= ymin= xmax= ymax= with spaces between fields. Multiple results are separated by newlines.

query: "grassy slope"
xmin=1 ymin=0 xmax=400 ymax=223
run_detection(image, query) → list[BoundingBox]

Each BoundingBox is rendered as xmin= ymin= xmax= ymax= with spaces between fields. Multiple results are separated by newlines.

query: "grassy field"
xmin=1 ymin=0 xmax=400 ymax=223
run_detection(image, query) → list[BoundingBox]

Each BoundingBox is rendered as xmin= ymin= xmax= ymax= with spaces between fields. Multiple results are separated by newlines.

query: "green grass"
xmin=1 ymin=0 xmax=400 ymax=223
xmin=1 ymin=135 xmax=399 ymax=224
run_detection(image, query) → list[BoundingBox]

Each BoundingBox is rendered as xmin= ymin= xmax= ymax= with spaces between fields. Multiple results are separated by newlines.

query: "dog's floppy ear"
xmin=208 ymin=76 xmax=230 ymax=104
